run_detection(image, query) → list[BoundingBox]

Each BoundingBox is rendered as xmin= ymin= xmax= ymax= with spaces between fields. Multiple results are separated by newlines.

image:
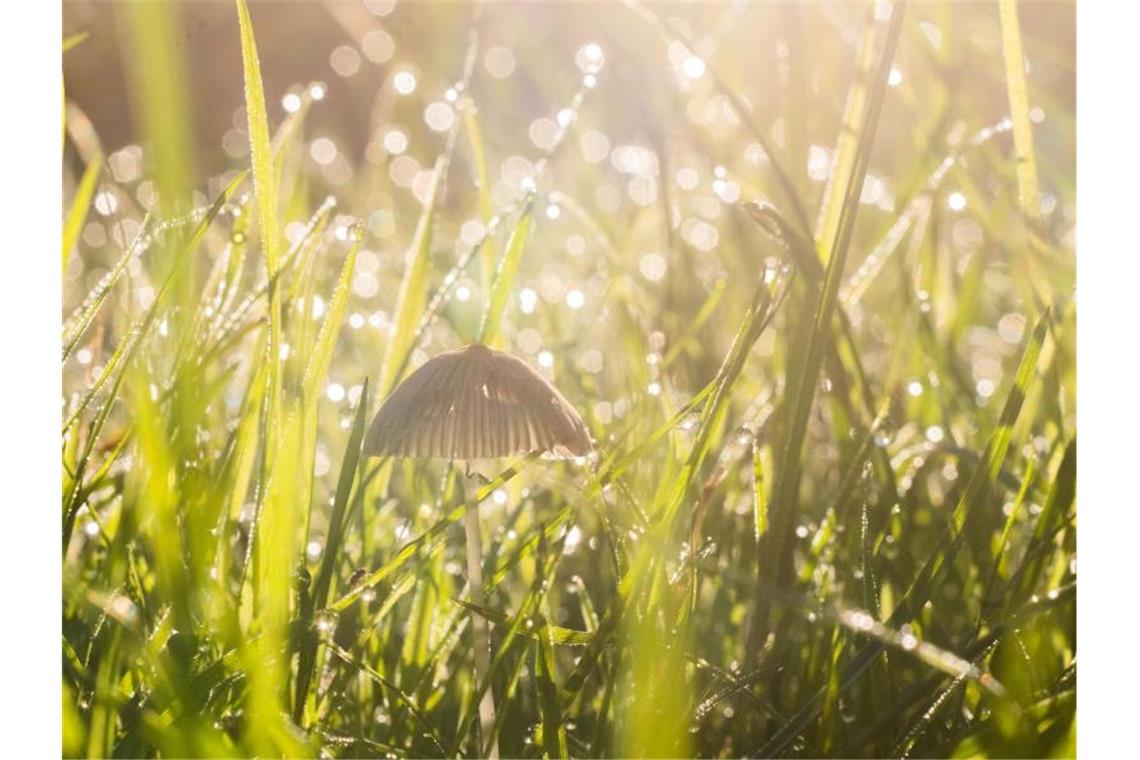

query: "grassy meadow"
xmin=62 ymin=1 xmax=1076 ymax=757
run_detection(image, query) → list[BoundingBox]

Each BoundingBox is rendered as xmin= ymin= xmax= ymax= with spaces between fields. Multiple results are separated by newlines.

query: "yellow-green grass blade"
xmin=619 ymin=565 xmax=692 ymax=758
xmin=62 ymin=150 xmax=101 ymax=273
xmin=246 ymin=404 xmax=306 ymax=754
xmin=236 ymin=0 xmax=284 ymax=469
xmin=814 ymin=7 xmax=880 ymax=261
xmin=236 ymin=0 xmax=281 ymax=280
xmin=301 ymin=239 xmax=359 ymax=402
xmin=295 ymin=237 xmax=360 ymax=545
xmin=61 ymin=214 xmax=150 ymax=362
xmin=895 ymin=312 xmax=1050 ymax=625
xmin=462 ymin=107 xmax=495 ymax=289
xmin=1006 ymin=437 xmax=1075 ymax=613
xmin=999 ymin=0 xmax=1041 ymax=223
xmin=379 ymin=155 xmax=447 ymax=397
xmin=452 ymin=598 xmax=594 ymax=647
xmin=535 ymin=616 xmax=570 ymax=759
xmin=478 ymin=205 xmax=533 ymax=347
xmin=294 ymin=379 xmax=370 ymax=724
xmin=63 ymin=31 xmax=89 ymax=53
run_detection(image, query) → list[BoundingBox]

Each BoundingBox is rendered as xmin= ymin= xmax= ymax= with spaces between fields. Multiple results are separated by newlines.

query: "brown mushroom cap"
xmin=364 ymin=343 xmax=593 ymax=460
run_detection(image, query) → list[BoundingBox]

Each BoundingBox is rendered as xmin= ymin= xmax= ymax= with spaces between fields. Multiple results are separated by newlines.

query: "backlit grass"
xmin=62 ymin=2 xmax=1075 ymax=757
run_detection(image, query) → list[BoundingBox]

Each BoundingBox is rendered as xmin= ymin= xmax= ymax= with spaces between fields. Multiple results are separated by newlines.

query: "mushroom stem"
xmin=463 ymin=471 xmax=499 ymax=759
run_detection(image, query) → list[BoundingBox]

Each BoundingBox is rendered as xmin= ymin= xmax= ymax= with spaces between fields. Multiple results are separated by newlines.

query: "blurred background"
xmin=63 ymin=1 xmax=1073 ymax=199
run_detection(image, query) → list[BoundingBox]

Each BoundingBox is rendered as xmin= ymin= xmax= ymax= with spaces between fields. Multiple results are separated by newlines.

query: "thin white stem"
xmin=463 ymin=472 xmax=499 ymax=759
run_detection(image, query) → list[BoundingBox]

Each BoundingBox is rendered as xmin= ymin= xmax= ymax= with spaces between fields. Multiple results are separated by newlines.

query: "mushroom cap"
xmin=364 ymin=343 xmax=592 ymax=460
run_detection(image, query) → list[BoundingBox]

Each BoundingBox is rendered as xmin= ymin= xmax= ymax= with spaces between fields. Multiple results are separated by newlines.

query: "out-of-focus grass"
xmin=62 ymin=1 xmax=1075 ymax=757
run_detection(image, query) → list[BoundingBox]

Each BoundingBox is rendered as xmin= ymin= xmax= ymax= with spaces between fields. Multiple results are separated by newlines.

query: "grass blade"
xmin=767 ymin=0 xmax=906 ymax=606
xmin=379 ymin=156 xmax=447 ymax=397
xmin=998 ymin=0 xmax=1042 ymax=223
xmin=294 ymin=378 xmax=371 ymax=724
xmin=62 ymin=150 xmax=101 ymax=272
xmin=478 ymin=205 xmax=533 ymax=347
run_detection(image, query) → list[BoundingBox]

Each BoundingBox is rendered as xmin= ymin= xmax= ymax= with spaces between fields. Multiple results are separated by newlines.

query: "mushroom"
xmin=364 ymin=342 xmax=591 ymax=758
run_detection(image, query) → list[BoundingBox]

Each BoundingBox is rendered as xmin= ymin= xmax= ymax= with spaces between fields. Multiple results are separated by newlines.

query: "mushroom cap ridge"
xmin=364 ymin=343 xmax=593 ymax=460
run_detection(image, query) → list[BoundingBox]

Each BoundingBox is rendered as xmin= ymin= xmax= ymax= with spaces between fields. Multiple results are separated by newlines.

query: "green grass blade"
xmin=767 ymin=0 xmax=905 ymax=601
xmin=895 ymin=311 xmax=1050 ymax=624
xmin=294 ymin=379 xmax=371 ymax=724
xmin=999 ymin=0 xmax=1042 ymax=223
xmin=379 ymin=156 xmax=447 ymax=397
xmin=478 ymin=206 xmax=533 ymax=347
xmin=62 ymin=150 xmax=101 ymax=272
xmin=756 ymin=310 xmax=1050 ymax=758
xmin=814 ymin=7 xmax=880 ymax=260
xmin=236 ymin=0 xmax=284 ymax=470
xmin=535 ymin=629 xmax=570 ymax=759
xmin=462 ymin=107 xmax=495 ymax=290
xmin=302 ymin=240 xmax=359 ymax=401
xmin=236 ymin=0 xmax=281 ymax=280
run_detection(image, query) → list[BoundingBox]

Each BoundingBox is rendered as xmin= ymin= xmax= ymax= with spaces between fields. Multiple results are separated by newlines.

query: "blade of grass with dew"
xmin=479 ymin=205 xmax=533 ymax=348
xmin=321 ymin=638 xmax=447 ymax=755
xmin=62 ymin=364 xmax=132 ymax=549
xmin=246 ymin=405 xmax=307 ymax=755
xmin=452 ymin=599 xmax=594 ymax=647
xmin=235 ymin=2 xmax=305 ymax=753
xmin=297 ymin=233 xmax=361 ymax=537
xmin=452 ymin=532 xmax=565 ymax=756
xmin=658 ymin=270 xmax=783 ymax=543
xmin=62 ymin=262 xmax=171 ymax=437
xmin=63 ymin=176 xmax=241 ymax=430
xmin=62 ymin=215 xmax=151 ymax=362
xmin=1005 ymin=438 xmax=1075 ymax=614
xmin=236 ymin=0 xmax=284 ymax=483
xmin=62 ymin=149 xmax=101 ymax=272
